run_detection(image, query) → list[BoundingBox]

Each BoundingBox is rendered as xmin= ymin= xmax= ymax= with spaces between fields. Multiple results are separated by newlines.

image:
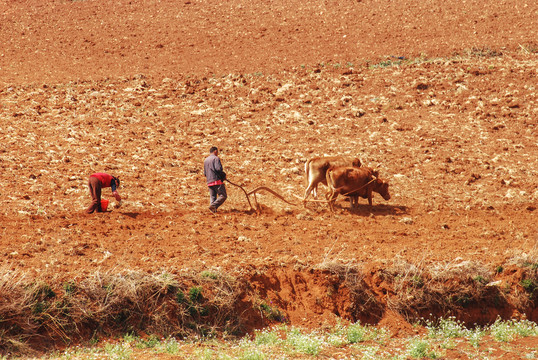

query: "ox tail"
xmin=325 ymin=167 xmax=336 ymax=193
xmin=325 ymin=166 xmax=334 ymax=187
xmin=325 ymin=168 xmax=338 ymax=212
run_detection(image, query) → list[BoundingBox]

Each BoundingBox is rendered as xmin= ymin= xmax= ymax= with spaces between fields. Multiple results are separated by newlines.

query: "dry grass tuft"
xmin=0 ymin=268 xmax=248 ymax=356
xmin=383 ymin=259 xmax=500 ymax=322
xmin=506 ymin=244 xmax=538 ymax=268
xmin=0 ymin=268 xmax=35 ymax=355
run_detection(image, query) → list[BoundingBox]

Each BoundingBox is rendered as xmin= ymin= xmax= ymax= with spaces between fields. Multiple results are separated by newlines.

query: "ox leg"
xmin=326 ymin=190 xmax=337 ymax=213
xmin=303 ymin=183 xmax=315 ymax=208
xmin=349 ymin=196 xmax=358 ymax=210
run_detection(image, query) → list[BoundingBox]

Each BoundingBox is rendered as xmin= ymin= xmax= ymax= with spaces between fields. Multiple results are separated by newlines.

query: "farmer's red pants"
xmin=86 ymin=177 xmax=103 ymax=214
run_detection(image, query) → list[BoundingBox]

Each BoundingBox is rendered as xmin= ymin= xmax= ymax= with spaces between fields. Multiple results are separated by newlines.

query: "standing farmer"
xmin=86 ymin=173 xmax=122 ymax=214
xmin=203 ymin=146 xmax=227 ymax=213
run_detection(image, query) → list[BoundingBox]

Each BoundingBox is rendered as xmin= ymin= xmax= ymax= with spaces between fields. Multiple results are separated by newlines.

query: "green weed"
xmin=488 ymin=318 xmax=538 ymax=342
xmin=285 ymin=328 xmax=323 ymax=356
xmin=200 ymin=271 xmax=219 ymax=280
xmin=254 ymin=329 xmax=281 ymax=346
xmin=468 ymin=328 xmax=486 ymax=348
xmin=520 ymin=279 xmax=537 ymax=293
xmin=370 ymin=59 xmax=404 ymax=69
xmin=136 ymin=334 xmax=161 ymax=349
xmin=426 ymin=317 xmax=468 ymax=338
xmin=411 ymin=275 xmax=425 ymax=287
xmin=104 ymin=342 xmax=132 ymax=360
xmin=408 ymin=338 xmax=439 ymax=359
xmin=62 ymin=281 xmax=76 ymax=294
xmin=157 ymin=337 xmax=180 ymax=354
xmin=257 ymin=302 xmax=285 ymax=322
xmin=122 ymin=333 xmax=138 ymax=343
xmin=347 ymin=322 xmax=368 ymax=343
xmin=237 ymin=348 xmax=266 ymax=360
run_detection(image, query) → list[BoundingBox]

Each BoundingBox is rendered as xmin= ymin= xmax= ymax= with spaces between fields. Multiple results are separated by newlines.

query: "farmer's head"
xmin=209 ymin=146 xmax=218 ymax=155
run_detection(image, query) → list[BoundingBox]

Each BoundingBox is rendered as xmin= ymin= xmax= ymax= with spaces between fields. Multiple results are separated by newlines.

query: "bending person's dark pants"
xmin=86 ymin=177 xmax=103 ymax=213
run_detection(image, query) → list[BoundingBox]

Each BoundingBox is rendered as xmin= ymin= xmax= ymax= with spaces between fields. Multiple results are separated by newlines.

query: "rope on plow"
xmin=226 ymin=179 xmax=297 ymax=213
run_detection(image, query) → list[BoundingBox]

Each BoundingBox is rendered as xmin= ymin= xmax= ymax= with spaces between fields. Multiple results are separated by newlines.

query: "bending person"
xmin=86 ymin=172 xmax=122 ymax=214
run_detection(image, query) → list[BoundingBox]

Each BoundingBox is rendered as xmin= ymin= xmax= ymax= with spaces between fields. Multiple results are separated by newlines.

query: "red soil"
xmin=0 ymin=0 xmax=537 ymax=337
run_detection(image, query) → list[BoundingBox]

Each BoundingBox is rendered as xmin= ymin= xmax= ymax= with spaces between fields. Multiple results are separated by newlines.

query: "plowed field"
xmin=1 ymin=0 xmax=537 ymax=355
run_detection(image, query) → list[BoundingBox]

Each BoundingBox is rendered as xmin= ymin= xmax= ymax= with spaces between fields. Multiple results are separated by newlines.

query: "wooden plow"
xmin=225 ymin=179 xmax=297 ymax=214
xmin=226 ymin=177 xmax=376 ymax=213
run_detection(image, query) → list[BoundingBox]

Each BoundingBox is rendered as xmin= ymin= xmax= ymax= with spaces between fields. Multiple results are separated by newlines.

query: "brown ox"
xmin=303 ymin=156 xmax=361 ymax=206
xmin=326 ymin=166 xmax=390 ymax=212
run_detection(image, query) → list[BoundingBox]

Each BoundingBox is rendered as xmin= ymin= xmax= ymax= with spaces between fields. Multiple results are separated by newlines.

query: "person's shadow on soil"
xmin=121 ymin=212 xmax=141 ymax=219
xmin=227 ymin=206 xmax=272 ymax=216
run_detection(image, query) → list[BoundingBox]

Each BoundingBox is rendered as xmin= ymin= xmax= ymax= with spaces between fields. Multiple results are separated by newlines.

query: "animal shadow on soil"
xmin=336 ymin=202 xmax=408 ymax=216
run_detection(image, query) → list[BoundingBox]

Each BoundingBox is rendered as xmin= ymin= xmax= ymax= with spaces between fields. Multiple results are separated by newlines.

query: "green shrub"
xmin=189 ymin=286 xmax=203 ymax=303
xmin=176 ymin=291 xmax=186 ymax=304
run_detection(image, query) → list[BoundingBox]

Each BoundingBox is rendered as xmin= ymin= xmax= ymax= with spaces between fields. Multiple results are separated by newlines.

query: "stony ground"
xmin=0 ymin=0 xmax=537 ymax=356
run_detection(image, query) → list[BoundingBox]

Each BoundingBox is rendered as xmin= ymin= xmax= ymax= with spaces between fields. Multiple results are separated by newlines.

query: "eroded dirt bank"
xmin=0 ymin=263 xmax=537 ymax=354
